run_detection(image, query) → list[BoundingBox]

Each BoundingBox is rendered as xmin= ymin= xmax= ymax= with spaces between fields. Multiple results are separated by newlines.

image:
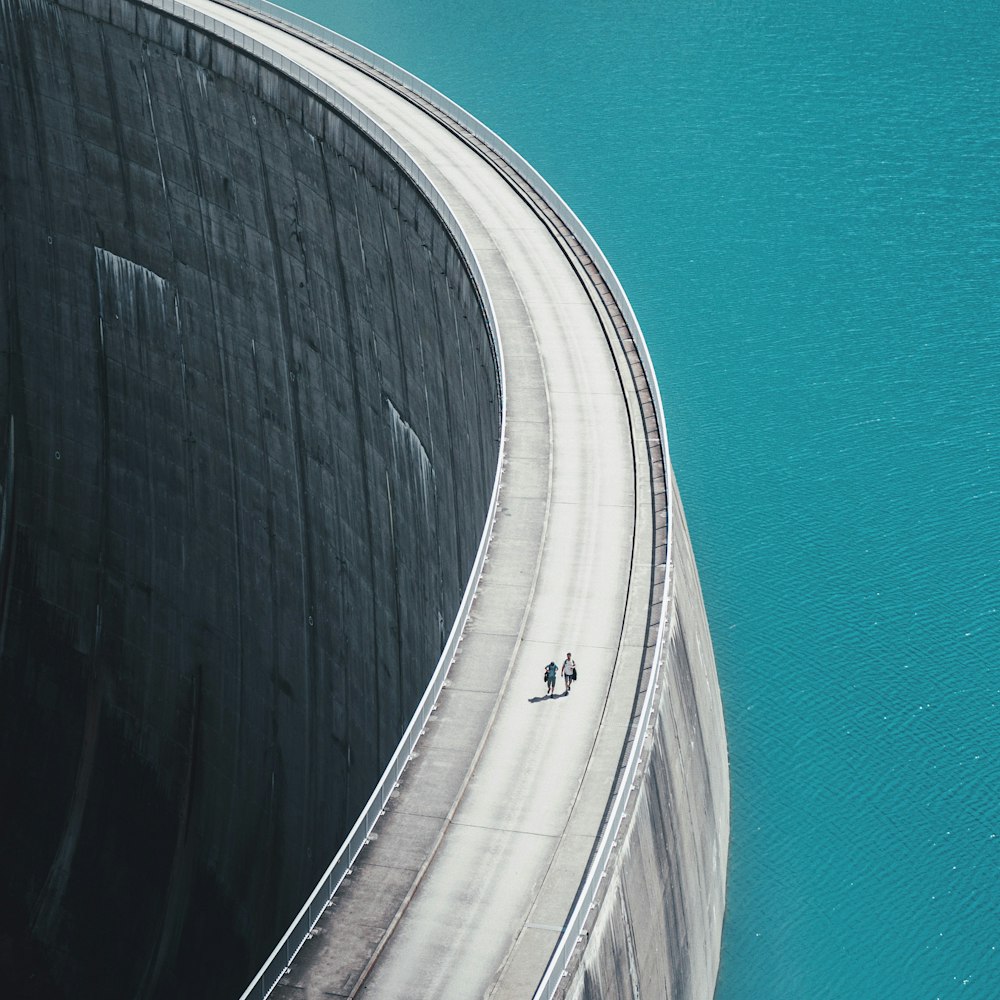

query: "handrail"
xmin=127 ymin=2 xmax=506 ymax=998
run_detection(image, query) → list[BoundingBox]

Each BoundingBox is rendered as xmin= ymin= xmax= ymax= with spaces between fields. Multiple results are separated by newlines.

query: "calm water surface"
xmin=291 ymin=1 xmax=998 ymax=996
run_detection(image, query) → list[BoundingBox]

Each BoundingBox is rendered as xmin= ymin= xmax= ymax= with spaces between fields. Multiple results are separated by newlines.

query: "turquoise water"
xmin=293 ymin=2 xmax=999 ymax=996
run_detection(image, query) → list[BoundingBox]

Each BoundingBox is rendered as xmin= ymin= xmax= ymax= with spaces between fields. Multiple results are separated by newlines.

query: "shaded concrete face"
xmin=0 ymin=0 xmax=499 ymax=996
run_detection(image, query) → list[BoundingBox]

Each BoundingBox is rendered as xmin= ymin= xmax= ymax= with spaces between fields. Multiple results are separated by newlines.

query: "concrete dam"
xmin=0 ymin=1 xmax=729 ymax=998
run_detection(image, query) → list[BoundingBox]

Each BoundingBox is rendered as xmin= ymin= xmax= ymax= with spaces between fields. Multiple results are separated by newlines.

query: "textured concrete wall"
xmin=569 ymin=478 xmax=729 ymax=1000
xmin=0 ymin=0 xmax=499 ymax=996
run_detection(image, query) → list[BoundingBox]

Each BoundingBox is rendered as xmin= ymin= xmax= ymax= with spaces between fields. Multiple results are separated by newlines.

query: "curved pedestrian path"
xmin=173 ymin=3 xmax=660 ymax=996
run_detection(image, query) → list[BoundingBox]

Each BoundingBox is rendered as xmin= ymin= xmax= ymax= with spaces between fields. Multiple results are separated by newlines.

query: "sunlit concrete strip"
xmin=173 ymin=3 xmax=655 ymax=996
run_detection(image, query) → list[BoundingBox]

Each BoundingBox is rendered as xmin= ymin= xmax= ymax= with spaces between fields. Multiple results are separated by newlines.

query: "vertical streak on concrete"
xmin=378 ymin=198 xmax=407 ymax=713
xmin=245 ymin=92 xmax=317 ymax=867
xmin=26 ymin=243 xmax=118 ymax=947
xmin=96 ymin=25 xmax=136 ymax=250
xmin=0 ymin=419 xmax=16 ymax=657
xmin=137 ymin=663 xmax=202 ymax=997
xmin=28 ymin=660 xmax=102 ymax=942
xmin=140 ymin=65 xmax=169 ymax=203
xmin=171 ymin=54 xmax=250 ymax=794
xmin=321 ymin=148 xmax=382 ymax=777
xmin=428 ymin=257 xmax=463 ymax=606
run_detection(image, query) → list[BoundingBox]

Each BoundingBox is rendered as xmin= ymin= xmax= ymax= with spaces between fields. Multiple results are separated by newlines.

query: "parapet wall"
xmin=0 ymin=0 xmax=499 ymax=996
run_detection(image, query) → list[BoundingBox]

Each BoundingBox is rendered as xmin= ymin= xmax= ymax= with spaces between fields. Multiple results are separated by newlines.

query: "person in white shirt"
xmin=561 ymin=652 xmax=576 ymax=694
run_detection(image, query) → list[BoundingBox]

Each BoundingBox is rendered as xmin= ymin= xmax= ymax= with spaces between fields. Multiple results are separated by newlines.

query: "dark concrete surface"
xmin=0 ymin=0 xmax=499 ymax=996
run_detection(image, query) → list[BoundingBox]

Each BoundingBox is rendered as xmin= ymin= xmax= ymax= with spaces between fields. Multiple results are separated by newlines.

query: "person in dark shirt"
xmin=544 ymin=661 xmax=558 ymax=696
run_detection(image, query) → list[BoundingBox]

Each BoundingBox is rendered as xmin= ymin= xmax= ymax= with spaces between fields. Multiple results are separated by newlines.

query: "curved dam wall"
xmin=0 ymin=0 xmax=500 ymax=997
xmin=245 ymin=23 xmax=731 ymax=997
xmin=567 ymin=477 xmax=729 ymax=1000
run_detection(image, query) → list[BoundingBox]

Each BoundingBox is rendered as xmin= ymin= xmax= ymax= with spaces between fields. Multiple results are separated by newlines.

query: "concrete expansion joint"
xmin=450 ymin=819 xmax=559 ymax=839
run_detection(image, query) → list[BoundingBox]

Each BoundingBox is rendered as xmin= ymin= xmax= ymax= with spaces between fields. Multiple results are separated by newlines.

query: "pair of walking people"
xmin=544 ymin=652 xmax=577 ymax=696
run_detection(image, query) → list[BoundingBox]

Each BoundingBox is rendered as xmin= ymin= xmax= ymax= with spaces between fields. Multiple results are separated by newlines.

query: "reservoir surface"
xmin=293 ymin=1 xmax=999 ymax=998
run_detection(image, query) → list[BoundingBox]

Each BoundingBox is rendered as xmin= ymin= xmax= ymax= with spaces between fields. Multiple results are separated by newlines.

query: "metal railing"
xmin=142 ymin=0 xmax=674 ymax=996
